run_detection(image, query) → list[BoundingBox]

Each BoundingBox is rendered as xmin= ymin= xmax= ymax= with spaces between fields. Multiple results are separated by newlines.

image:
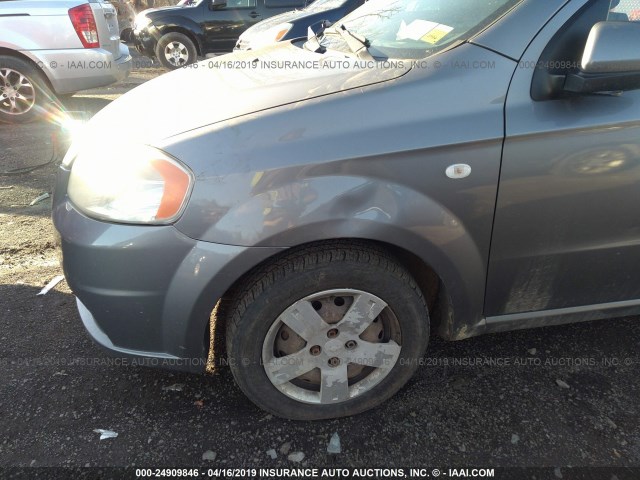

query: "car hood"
xmin=85 ymin=42 xmax=411 ymax=143
xmin=143 ymin=5 xmax=193 ymax=17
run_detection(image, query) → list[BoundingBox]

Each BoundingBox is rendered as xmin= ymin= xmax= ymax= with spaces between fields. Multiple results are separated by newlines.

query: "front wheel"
xmin=225 ymin=242 xmax=430 ymax=420
xmin=155 ymin=32 xmax=198 ymax=70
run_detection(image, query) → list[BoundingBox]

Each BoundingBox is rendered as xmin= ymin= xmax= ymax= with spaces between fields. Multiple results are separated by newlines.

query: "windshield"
xmin=305 ymin=0 xmax=348 ymax=12
xmin=316 ymin=0 xmax=522 ymax=59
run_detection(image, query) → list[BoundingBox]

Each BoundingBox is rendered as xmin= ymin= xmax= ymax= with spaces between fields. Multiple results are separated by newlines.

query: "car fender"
xmin=176 ymin=171 xmax=488 ymax=344
xmin=257 ymin=178 xmax=486 ymax=342
xmin=151 ymin=16 xmax=205 ymax=54
xmin=162 ymin=44 xmax=516 ymax=344
xmin=0 ymin=44 xmax=55 ymax=87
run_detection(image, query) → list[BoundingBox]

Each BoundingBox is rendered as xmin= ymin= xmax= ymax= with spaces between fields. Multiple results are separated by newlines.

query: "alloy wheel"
xmin=164 ymin=41 xmax=189 ymax=67
xmin=0 ymin=68 xmax=36 ymax=116
xmin=262 ymin=289 xmax=402 ymax=405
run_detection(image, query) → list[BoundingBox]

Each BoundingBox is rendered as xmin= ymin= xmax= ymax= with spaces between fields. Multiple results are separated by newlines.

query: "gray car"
xmin=0 ymin=0 xmax=131 ymax=123
xmin=53 ymin=0 xmax=640 ymax=420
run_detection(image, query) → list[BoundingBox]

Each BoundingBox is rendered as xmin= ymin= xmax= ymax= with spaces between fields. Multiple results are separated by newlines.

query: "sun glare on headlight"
xmin=67 ymin=144 xmax=193 ymax=224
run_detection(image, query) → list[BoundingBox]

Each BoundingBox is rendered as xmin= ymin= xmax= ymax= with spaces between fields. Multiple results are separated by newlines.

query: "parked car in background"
xmin=0 ymin=0 xmax=131 ymax=123
xmin=55 ymin=0 xmax=640 ymax=420
xmin=131 ymin=0 xmax=312 ymax=69
xmin=235 ymin=0 xmax=365 ymax=51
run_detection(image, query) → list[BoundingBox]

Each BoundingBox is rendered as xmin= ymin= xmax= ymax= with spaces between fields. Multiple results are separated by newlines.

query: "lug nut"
xmin=328 ymin=357 xmax=340 ymax=367
xmin=327 ymin=328 xmax=339 ymax=339
xmin=345 ymin=340 xmax=357 ymax=350
xmin=309 ymin=345 xmax=321 ymax=356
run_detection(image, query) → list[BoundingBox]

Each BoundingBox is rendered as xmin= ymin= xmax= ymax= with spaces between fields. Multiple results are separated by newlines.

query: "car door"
xmin=485 ymin=0 xmax=640 ymax=321
xmin=201 ymin=0 xmax=262 ymax=52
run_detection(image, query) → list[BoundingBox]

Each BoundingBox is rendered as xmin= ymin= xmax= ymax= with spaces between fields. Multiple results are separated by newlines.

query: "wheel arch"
xmin=0 ymin=47 xmax=56 ymax=93
xmin=201 ymin=236 xmax=477 ymax=374
xmin=156 ymin=23 xmax=204 ymax=56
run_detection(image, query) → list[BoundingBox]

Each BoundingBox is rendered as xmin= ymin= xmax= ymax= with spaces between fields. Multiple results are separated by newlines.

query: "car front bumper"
xmin=30 ymin=43 xmax=132 ymax=95
xmin=131 ymin=26 xmax=159 ymax=58
xmin=53 ymin=166 xmax=285 ymax=373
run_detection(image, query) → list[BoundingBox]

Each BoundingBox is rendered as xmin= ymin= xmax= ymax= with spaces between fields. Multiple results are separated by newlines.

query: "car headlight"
xmin=248 ymin=23 xmax=293 ymax=48
xmin=134 ymin=13 xmax=152 ymax=30
xmin=67 ymin=144 xmax=193 ymax=224
xmin=271 ymin=23 xmax=293 ymax=42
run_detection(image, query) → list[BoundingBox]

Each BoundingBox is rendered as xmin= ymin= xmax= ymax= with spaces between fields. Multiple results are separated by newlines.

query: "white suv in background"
xmin=0 ymin=0 xmax=132 ymax=123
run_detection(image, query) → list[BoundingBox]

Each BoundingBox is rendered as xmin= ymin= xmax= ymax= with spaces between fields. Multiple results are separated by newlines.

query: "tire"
xmin=0 ymin=55 xmax=54 ymax=124
xmin=226 ymin=241 xmax=430 ymax=420
xmin=155 ymin=32 xmax=198 ymax=70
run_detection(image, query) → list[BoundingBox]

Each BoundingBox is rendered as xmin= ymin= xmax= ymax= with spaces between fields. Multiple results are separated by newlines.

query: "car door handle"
xmin=249 ymin=11 xmax=260 ymax=18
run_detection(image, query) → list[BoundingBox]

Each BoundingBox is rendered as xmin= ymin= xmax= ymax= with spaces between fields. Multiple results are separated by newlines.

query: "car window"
xmin=225 ymin=0 xmax=256 ymax=7
xmin=316 ymin=0 xmax=522 ymax=60
xmin=264 ymin=0 xmax=305 ymax=8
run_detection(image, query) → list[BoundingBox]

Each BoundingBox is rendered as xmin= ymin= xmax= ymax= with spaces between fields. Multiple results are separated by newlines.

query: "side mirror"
xmin=209 ymin=0 xmax=226 ymax=10
xmin=564 ymin=21 xmax=640 ymax=94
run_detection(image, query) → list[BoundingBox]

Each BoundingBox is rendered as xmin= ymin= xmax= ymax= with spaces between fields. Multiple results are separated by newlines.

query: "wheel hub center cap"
xmin=324 ymin=338 xmax=343 ymax=355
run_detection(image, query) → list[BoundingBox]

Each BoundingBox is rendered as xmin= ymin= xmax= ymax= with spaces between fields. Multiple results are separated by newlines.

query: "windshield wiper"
xmin=305 ymin=26 xmax=325 ymax=53
xmin=335 ymin=23 xmax=374 ymax=60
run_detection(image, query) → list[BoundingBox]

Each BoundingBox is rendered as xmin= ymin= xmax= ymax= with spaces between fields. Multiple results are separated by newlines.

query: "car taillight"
xmin=69 ymin=4 xmax=99 ymax=49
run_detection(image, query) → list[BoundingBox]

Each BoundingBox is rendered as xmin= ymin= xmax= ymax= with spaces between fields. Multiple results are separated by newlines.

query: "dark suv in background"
xmin=131 ymin=0 xmax=312 ymax=68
